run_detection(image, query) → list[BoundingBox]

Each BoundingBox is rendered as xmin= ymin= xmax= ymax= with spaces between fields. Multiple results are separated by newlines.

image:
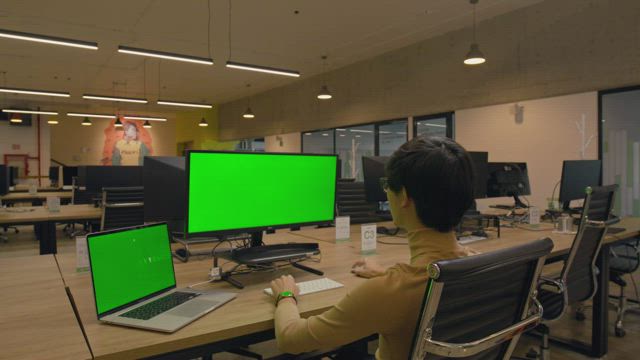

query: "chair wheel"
xmin=575 ymin=311 xmax=586 ymax=321
xmin=615 ymin=327 xmax=626 ymax=337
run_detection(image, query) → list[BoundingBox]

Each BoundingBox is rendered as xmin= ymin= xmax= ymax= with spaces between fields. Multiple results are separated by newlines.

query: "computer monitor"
xmin=77 ymin=166 xmax=144 ymax=202
xmin=49 ymin=166 xmax=60 ymax=185
xmin=8 ymin=166 xmax=18 ymax=186
xmin=186 ymin=151 xmax=338 ymax=245
xmin=0 ymin=165 xmax=9 ymax=196
xmin=144 ymin=157 xmax=185 ymax=234
xmin=362 ymin=156 xmax=389 ymax=203
xmin=62 ymin=166 xmax=78 ymax=186
xmin=487 ymin=162 xmax=531 ymax=208
xmin=559 ymin=160 xmax=602 ymax=210
xmin=469 ymin=152 xmax=489 ymax=199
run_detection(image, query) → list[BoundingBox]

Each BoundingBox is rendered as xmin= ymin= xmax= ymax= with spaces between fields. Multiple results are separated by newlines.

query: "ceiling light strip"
xmin=157 ymin=100 xmax=212 ymax=109
xmin=2 ymin=109 xmax=58 ymax=115
xmin=225 ymin=61 xmax=300 ymax=78
xmin=67 ymin=112 xmax=116 ymax=119
xmin=123 ymin=115 xmax=167 ymax=122
xmin=0 ymin=87 xmax=70 ymax=98
xmin=83 ymin=94 xmax=148 ymax=104
xmin=0 ymin=28 xmax=98 ymax=50
xmin=118 ymin=46 xmax=213 ymax=65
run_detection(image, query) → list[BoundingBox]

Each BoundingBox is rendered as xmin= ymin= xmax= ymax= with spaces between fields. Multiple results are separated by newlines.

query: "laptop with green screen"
xmin=87 ymin=223 xmax=235 ymax=332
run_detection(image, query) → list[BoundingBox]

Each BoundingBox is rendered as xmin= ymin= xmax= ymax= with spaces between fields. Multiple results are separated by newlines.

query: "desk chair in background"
xmin=409 ymin=238 xmax=553 ymax=360
xmin=526 ymin=185 xmax=618 ymax=360
xmin=100 ymin=186 xmax=144 ymax=231
xmin=609 ymin=237 xmax=640 ymax=337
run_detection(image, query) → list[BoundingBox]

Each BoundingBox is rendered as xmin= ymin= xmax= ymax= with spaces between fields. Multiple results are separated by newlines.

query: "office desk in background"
xmin=0 ymin=204 xmax=101 ymax=254
xmin=0 ymin=255 xmax=91 ymax=360
xmin=1 ymin=190 xmax=72 ymax=206
xmin=54 ymin=218 xmax=640 ymax=360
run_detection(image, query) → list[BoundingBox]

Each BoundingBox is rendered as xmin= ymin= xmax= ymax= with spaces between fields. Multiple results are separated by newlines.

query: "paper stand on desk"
xmin=335 ymin=216 xmax=351 ymax=242
xmin=361 ymin=224 xmax=377 ymax=255
xmin=46 ymin=196 xmax=61 ymax=212
xmin=76 ymin=236 xmax=89 ymax=272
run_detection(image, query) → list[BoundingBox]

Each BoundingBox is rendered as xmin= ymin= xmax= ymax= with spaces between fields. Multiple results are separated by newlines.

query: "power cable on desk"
xmin=377 ymin=238 xmax=408 ymax=245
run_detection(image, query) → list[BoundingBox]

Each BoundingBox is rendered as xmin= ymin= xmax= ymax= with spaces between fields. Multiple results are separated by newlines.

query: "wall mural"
xmin=101 ymin=119 xmax=153 ymax=165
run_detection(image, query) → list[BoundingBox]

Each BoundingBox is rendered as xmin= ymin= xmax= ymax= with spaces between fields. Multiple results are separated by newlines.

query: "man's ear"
xmin=400 ymin=187 xmax=412 ymax=208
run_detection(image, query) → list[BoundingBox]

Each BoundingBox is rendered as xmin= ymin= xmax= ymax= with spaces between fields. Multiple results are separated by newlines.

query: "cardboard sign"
xmin=335 ymin=216 xmax=351 ymax=242
xmin=76 ymin=236 xmax=90 ymax=272
xmin=361 ymin=223 xmax=377 ymax=255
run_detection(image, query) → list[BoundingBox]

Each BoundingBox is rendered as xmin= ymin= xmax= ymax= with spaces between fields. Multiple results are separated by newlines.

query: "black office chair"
xmin=526 ymin=185 xmax=619 ymax=359
xmin=100 ymin=186 xmax=144 ymax=231
xmin=409 ymin=238 xmax=553 ymax=360
xmin=609 ymin=237 xmax=640 ymax=337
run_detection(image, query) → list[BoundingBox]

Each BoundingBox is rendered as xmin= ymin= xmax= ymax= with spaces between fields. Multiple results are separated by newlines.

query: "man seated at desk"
xmin=270 ymin=136 xmax=477 ymax=359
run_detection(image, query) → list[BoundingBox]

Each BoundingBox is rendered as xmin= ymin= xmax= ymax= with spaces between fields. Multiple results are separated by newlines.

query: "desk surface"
xmin=56 ymin=218 xmax=640 ymax=360
xmin=0 ymin=204 xmax=101 ymax=224
xmin=1 ymin=191 xmax=72 ymax=201
xmin=0 ymin=255 xmax=92 ymax=360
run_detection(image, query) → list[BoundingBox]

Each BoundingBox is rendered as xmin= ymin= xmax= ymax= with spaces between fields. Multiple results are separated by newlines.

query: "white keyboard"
xmin=263 ymin=277 xmax=344 ymax=296
xmin=457 ymin=235 xmax=487 ymax=244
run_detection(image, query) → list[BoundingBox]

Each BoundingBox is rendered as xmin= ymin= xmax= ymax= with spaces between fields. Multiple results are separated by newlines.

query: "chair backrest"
xmin=410 ymin=238 xmax=553 ymax=360
xmin=561 ymin=185 xmax=618 ymax=304
xmin=100 ymin=186 xmax=144 ymax=231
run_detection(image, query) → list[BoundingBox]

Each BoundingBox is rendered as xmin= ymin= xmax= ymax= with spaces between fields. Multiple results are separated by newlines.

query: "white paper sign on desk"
xmin=335 ymin=216 xmax=351 ymax=242
xmin=529 ymin=206 xmax=540 ymax=225
xmin=361 ymin=223 xmax=377 ymax=255
xmin=46 ymin=196 xmax=61 ymax=212
xmin=76 ymin=236 xmax=90 ymax=272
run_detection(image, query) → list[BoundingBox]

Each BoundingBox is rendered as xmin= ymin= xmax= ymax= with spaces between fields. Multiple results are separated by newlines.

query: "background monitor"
xmin=559 ymin=160 xmax=602 ymax=208
xmin=362 ymin=156 xmax=389 ymax=203
xmin=487 ymin=162 xmax=531 ymax=207
xmin=469 ymin=151 xmax=489 ymax=199
xmin=0 ymin=165 xmax=9 ymax=196
xmin=76 ymin=166 xmax=144 ymax=203
xmin=186 ymin=151 xmax=338 ymax=238
xmin=144 ymin=157 xmax=185 ymax=234
xmin=49 ymin=166 xmax=60 ymax=184
xmin=8 ymin=166 xmax=18 ymax=186
xmin=62 ymin=166 xmax=78 ymax=186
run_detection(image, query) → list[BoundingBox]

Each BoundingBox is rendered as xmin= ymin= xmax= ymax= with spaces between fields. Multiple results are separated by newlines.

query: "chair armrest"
xmin=420 ymin=298 xmax=542 ymax=358
xmin=539 ymin=276 xmax=564 ymax=294
xmin=587 ymin=216 xmax=620 ymax=228
xmin=103 ymin=202 xmax=144 ymax=208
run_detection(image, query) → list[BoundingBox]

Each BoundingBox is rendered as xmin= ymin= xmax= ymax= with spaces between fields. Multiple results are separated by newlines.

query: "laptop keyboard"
xmin=121 ymin=292 xmax=199 ymax=320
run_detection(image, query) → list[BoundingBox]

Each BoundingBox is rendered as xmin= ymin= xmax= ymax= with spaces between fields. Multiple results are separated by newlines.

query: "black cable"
xmin=207 ymin=0 xmax=212 ymax=59
xmin=228 ymin=0 xmax=232 ymax=59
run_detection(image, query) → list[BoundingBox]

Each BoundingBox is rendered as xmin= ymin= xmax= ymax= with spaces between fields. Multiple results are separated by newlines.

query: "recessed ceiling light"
xmin=0 ymin=28 xmax=98 ymax=50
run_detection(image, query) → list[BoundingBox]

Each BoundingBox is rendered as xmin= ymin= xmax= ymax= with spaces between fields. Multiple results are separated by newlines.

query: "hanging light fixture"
xmin=81 ymin=117 xmax=92 ymax=126
xmin=47 ymin=118 xmax=59 ymax=125
xmin=243 ymin=84 xmax=255 ymax=119
xmin=143 ymin=120 xmax=152 ymax=128
xmin=464 ymin=0 xmax=486 ymax=65
xmin=114 ymin=118 xmax=123 ymax=127
xmin=317 ymin=56 xmax=333 ymax=100
xmin=9 ymin=115 xmax=22 ymax=123
xmin=199 ymin=117 xmax=209 ymax=127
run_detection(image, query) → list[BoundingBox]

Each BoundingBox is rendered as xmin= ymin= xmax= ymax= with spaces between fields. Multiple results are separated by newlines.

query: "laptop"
xmin=87 ymin=222 xmax=236 ymax=333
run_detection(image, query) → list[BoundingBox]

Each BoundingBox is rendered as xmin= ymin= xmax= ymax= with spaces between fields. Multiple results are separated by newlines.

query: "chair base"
xmin=609 ymin=292 xmax=640 ymax=338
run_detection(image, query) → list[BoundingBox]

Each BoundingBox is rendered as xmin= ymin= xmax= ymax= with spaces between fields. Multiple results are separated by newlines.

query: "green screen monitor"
xmin=87 ymin=223 xmax=176 ymax=318
xmin=186 ymin=151 xmax=338 ymax=238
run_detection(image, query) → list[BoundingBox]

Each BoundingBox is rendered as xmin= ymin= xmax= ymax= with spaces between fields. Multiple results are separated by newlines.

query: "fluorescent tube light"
xmin=123 ymin=115 xmax=167 ymax=122
xmin=0 ymin=28 xmax=98 ymax=50
xmin=118 ymin=45 xmax=213 ymax=65
xmin=83 ymin=94 xmax=147 ymax=104
xmin=3 ymin=109 xmax=58 ymax=115
xmin=226 ymin=61 xmax=300 ymax=77
xmin=0 ymin=87 xmax=70 ymax=98
xmin=67 ymin=112 xmax=117 ymax=119
xmin=157 ymin=100 xmax=212 ymax=109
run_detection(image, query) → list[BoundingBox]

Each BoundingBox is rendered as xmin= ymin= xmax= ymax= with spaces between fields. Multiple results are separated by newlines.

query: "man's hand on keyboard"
xmin=269 ymin=275 xmax=300 ymax=299
xmin=351 ymin=258 xmax=386 ymax=278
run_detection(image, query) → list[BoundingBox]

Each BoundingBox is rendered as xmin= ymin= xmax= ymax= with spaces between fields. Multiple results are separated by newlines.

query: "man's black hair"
xmin=385 ymin=136 xmax=475 ymax=232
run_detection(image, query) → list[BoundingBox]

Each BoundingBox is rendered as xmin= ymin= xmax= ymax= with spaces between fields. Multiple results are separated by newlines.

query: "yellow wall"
xmin=175 ymin=108 xmax=237 ymax=152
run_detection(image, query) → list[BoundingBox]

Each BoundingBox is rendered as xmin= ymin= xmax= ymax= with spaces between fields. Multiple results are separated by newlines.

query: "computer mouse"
xmin=351 ymin=265 xmax=364 ymax=273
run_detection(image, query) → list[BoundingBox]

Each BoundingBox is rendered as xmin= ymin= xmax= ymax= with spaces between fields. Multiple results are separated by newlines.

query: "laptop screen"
xmin=88 ymin=223 xmax=176 ymax=317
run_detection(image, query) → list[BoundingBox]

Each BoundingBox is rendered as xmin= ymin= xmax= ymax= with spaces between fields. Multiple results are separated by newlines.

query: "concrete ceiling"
xmin=0 ymin=0 xmax=541 ymax=120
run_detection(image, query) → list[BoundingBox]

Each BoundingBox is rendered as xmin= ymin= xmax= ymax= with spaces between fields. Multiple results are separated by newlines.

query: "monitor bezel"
xmin=86 ymin=222 xmax=177 ymax=319
xmin=185 ymin=150 xmax=338 ymax=238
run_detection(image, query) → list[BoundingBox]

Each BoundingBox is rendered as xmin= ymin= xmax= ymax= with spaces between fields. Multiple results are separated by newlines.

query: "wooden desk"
xmin=1 ymin=191 xmax=72 ymax=206
xmin=10 ymin=185 xmax=65 ymax=193
xmin=0 ymin=205 xmax=101 ymax=254
xmin=0 ymin=255 xmax=91 ymax=360
xmin=56 ymin=219 xmax=640 ymax=359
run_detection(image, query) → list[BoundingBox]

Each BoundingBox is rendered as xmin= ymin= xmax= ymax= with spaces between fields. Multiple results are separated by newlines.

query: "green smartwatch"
xmin=276 ymin=291 xmax=297 ymax=305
